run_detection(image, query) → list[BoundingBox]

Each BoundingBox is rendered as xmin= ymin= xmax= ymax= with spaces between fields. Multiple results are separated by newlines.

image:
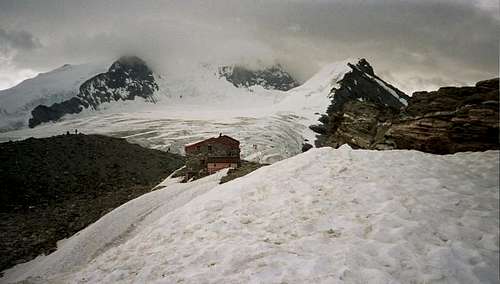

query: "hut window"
xmin=208 ymin=145 xmax=212 ymax=152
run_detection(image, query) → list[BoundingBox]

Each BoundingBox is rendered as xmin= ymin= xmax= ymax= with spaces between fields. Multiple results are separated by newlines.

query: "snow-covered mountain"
xmin=28 ymin=56 xmax=159 ymax=128
xmin=0 ymin=62 xmax=106 ymax=131
xmin=0 ymin=57 xmax=404 ymax=163
xmin=79 ymin=56 xmax=159 ymax=109
xmin=28 ymin=61 xmax=301 ymax=129
xmin=2 ymin=146 xmax=498 ymax=283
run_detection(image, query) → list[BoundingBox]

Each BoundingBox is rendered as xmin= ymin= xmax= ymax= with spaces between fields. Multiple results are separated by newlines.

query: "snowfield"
xmin=3 ymin=146 xmax=499 ymax=283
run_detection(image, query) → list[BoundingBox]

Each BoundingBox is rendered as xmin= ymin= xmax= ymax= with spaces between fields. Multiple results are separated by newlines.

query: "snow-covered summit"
xmin=278 ymin=57 xmax=408 ymax=115
xmin=287 ymin=59 xmax=354 ymax=98
xmin=0 ymin=62 xmax=106 ymax=111
xmin=27 ymin=56 xmax=159 ymax=128
xmin=2 ymin=147 xmax=498 ymax=283
xmin=0 ymin=62 xmax=106 ymax=131
xmin=78 ymin=56 xmax=159 ymax=110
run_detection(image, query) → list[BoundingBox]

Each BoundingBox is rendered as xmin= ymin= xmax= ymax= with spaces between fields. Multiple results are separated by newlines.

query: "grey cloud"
xmin=0 ymin=28 xmax=41 ymax=51
xmin=0 ymin=0 xmax=498 ymax=93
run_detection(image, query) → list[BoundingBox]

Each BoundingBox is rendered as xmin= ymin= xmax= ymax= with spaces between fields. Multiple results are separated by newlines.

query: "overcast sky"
xmin=0 ymin=0 xmax=498 ymax=93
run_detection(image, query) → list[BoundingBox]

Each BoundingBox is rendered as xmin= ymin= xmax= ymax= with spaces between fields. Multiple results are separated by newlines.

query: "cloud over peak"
xmin=0 ymin=0 xmax=498 ymax=93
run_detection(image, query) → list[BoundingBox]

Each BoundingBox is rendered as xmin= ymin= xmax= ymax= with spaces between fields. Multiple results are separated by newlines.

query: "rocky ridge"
xmin=312 ymin=59 xmax=499 ymax=154
xmin=312 ymin=58 xmax=410 ymax=148
xmin=382 ymin=78 xmax=499 ymax=153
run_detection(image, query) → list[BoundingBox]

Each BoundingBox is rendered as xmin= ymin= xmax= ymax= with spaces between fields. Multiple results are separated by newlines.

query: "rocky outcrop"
xmin=78 ymin=56 xmax=158 ymax=109
xmin=28 ymin=97 xmax=83 ymax=128
xmin=313 ymin=67 xmax=499 ymax=154
xmin=317 ymin=100 xmax=399 ymax=149
xmin=301 ymin=143 xmax=313 ymax=152
xmin=28 ymin=56 xmax=158 ymax=128
xmin=219 ymin=64 xmax=299 ymax=91
xmin=380 ymin=78 xmax=499 ymax=154
xmin=313 ymin=58 xmax=409 ymax=148
xmin=327 ymin=59 xmax=409 ymax=113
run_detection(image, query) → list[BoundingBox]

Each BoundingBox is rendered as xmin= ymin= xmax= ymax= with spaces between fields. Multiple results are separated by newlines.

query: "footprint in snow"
xmin=204 ymin=200 xmax=224 ymax=212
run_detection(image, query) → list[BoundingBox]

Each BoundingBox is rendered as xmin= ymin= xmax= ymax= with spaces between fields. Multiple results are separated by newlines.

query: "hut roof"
xmin=185 ymin=135 xmax=239 ymax=149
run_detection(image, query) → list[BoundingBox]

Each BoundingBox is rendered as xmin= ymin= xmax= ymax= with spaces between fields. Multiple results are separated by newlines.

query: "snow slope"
xmin=0 ymin=63 xmax=106 ymax=131
xmin=1 ymin=170 xmax=229 ymax=283
xmin=276 ymin=59 xmax=353 ymax=143
xmin=3 ymin=147 xmax=498 ymax=283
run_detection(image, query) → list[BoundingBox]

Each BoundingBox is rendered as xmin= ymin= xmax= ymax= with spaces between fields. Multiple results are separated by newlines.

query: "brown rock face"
xmin=318 ymin=100 xmax=398 ymax=149
xmin=315 ymin=78 xmax=499 ymax=154
xmin=313 ymin=58 xmax=409 ymax=149
xmin=382 ymin=78 xmax=499 ymax=154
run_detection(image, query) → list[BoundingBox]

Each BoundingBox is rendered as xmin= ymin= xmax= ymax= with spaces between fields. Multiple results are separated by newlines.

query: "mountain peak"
xmin=28 ymin=56 xmax=158 ymax=128
xmin=309 ymin=57 xmax=411 ymax=147
xmin=111 ymin=56 xmax=147 ymax=68
xmin=109 ymin=56 xmax=150 ymax=75
xmin=328 ymin=58 xmax=408 ymax=111
xmin=352 ymin=58 xmax=375 ymax=76
xmin=78 ymin=55 xmax=158 ymax=109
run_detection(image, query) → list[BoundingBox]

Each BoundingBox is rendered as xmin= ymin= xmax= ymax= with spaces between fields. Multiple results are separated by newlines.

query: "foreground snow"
xmin=3 ymin=147 xmax=498 ymax=283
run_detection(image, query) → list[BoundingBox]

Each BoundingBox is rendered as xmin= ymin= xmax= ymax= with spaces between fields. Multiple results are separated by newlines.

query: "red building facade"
xmin=185 ymin=134 xmax=241 ymax=177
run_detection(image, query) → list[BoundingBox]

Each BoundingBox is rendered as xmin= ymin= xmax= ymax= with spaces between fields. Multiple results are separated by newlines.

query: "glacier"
xmin=0 ymin=60 xmax=353 ymax=163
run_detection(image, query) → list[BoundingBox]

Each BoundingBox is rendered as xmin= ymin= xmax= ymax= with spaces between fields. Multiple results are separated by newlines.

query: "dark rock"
xmin=301 ymin=143 xmax=313 ymax=152
xmin=318 ymin=114 xmax=329 ymax=124
xmin=315 ymin=58 xmax=408 ymax=148
xmin=327 ymin=59 xmax=409 ymax=114
xmin=317 ymin=100 xmax=398 ymax=149
xmin=219 ymin=64 xmax=300 ymax=91
xmin=315 ymin=61 xmax=499 ymax=154
xmin=309 ymin=124 xmax=327 ymax=135
xmin=28 ymin=97 xmax=82 ymax=128
xmin=79 ymin=56 xmax=158 ymax=109
xmin=0 ymin=134 xmax=184 ymax=272
xmin=476 ymin=78 xmax=499 ymax=89
xmin=383 ymin=78 xmax=499 ymax=154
